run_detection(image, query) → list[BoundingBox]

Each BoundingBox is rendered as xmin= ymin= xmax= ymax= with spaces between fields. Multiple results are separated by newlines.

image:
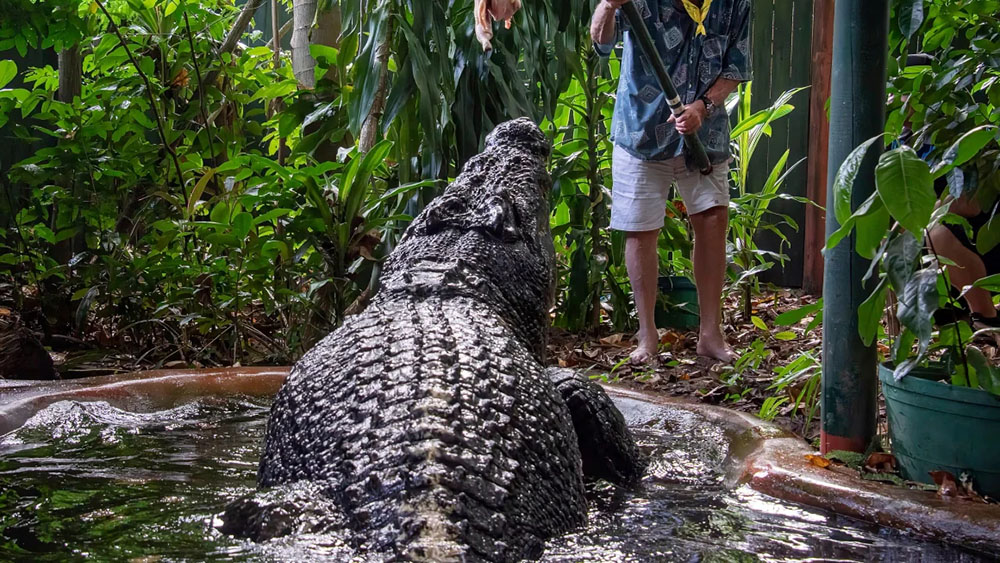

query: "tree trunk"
xmin=57 ymin=46 xmax=81 ymax=103
xmin=291 ymin=0 xmax=341 ymax=88
xmin=358 ymin=16 xmax=394 ymax=153
xmin=55 ymin=46 xmax=83 ymax=265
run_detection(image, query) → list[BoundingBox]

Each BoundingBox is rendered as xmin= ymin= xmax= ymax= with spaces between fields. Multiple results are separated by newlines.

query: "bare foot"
xmin=629 ymin=331 xmax=659 ymax=365
xmin=696 ymin=329 xmax=735 ymax=364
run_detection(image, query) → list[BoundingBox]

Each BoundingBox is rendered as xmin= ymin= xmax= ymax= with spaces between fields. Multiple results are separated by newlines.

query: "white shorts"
xmin=610 ymin=144 xmax=730 ymax=232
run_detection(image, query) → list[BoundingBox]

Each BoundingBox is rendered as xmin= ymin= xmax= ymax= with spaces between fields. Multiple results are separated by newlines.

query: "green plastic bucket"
xmin=655 ymin=276 xmax=700 ymax=330
xmin=879 ymin=363 xmax=1000 ymax=498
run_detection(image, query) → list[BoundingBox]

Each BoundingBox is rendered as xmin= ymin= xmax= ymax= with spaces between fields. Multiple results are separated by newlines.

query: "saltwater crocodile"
xmin=222 ymin=118 xmax=644 ymax=561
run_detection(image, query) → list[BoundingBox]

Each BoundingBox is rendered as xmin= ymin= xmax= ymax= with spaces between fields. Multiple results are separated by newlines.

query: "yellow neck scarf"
xmin=681 ymin=0 xmax=712 ymax=36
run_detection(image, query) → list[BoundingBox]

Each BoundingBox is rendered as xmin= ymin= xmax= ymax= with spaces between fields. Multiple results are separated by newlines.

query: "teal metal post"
xmin=821 ymin=1 xmax=890 ymax=453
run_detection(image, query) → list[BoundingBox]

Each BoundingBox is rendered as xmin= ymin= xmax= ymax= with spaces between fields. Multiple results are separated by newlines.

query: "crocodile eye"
xmin=423 ymin=196 xmax=468 ymax=233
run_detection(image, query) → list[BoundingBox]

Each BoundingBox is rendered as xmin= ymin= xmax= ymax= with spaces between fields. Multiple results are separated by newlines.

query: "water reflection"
xmin=0 ymin=397 xmax=991 ymax=562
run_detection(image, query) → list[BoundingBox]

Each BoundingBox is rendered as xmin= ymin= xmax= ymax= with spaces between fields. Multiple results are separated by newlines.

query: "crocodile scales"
xmin=222 ymin=118 xmax=644 ymax=561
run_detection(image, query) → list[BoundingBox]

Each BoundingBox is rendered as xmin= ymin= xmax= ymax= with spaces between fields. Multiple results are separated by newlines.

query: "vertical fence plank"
xmin=747 ymin=0 xmax=813 ymax=289
xmin=803 ymin=0 xmax=835 ymax=294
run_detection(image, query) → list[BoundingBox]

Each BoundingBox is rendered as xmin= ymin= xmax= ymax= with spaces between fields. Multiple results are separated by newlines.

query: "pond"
xmin=0 ymin=394 xmax=992 ymax=562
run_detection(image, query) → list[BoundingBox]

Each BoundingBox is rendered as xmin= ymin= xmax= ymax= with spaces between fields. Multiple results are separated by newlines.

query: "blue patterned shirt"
xmin=595 ymin=0 xmax=752 ymax=163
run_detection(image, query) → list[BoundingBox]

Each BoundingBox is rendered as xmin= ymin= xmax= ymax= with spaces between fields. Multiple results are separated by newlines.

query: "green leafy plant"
xmin=823 ymin=0 xmax=1000 ymax=394
xmin=726 ymin=81 xmax=811 ymax=320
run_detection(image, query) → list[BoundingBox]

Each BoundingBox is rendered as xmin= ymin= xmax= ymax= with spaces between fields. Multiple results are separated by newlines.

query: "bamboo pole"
xmin=620 ymin=2 xmax=713 ymax=175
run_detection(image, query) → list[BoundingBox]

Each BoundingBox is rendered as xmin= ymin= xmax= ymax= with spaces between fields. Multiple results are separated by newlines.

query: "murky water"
xmin=0 ymin=396 xmax=993 ymax=562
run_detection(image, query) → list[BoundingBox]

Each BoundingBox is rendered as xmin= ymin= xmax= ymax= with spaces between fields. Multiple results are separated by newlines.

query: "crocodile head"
xmin=377 ymin=118 xmax=555 ymax=361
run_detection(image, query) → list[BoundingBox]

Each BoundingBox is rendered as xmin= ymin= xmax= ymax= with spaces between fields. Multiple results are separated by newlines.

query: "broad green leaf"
xmin=896 ymin=267 xmax=939 ymax=355
xmin=833 ymin=134 xmax=884 ymax=224
xmin=232 ymin=212 xmax=252 ymax=240
xmin=751 ymin=316 xmax=768 ymax=331
xmin=252 ymin=208 xmax=293 ymax=225
xmin=826 ymin=191 xmax=880 ymax=251
xmin=884 ymin=231 xmax=920 ymax=294
xmin=773 ymin=331 xmax=797 ymax=341
xmin=971 ymin=273 xmax=1000 ymax=292
xmin=965 ymin=345 xmax=995 ymax=392
xmin=931 ymin=125 xmax=998 ymax=179
xmin=0 ymin=60 xmax=16 ymax=89
xmin=74 ymin=286 xmax=99 ymax=332
xmin=976 ymin=213 xmax=1000 ymax=254
xmin=261 ymin=240 xmax=290 ymax=261
xmin=875 ymin=147 xmax=935 ymax=235
xmin=774 ymin=300 xmax=822 ymax=326
xmin=309 ymin=44 xmax=339 ymax=65
xmin=210 ymin=202 xmax=230 ymax=225
xmin=187 ymin=168 xmax=215 ymax=218
xmin=857 ymin=278 xmax=888 ymax=346
xmin=855 ymin=195 xmax=889 ymax=259
xmin=898 ymin=0 xmax=924 ymax=39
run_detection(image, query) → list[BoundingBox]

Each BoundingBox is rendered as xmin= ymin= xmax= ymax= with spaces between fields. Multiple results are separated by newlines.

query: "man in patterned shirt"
xmin=591 ymin=0 xmax=751 ymax=363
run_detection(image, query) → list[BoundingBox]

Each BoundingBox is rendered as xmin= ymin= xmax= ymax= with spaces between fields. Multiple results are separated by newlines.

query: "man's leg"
xmin=625 ymin=228 xmax=661 ymax=363
xmin=928 ymin=225 xmax=996 ymax=318
xmin=689 ymin=205 xmax=734 ymax=362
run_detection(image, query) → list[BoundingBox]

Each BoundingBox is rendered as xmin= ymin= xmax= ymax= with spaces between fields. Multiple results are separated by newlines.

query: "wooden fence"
xmin=749 ymin=0 xmax=832 ymax=292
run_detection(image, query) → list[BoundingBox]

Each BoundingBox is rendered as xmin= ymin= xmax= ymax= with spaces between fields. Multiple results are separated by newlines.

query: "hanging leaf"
xmin=857 ymin=277 xmax=888 ymax=347
xmin=898 ymin=0 xmax=924 ymax=40
xmin=883 ymin=231 xmax=920 ymax=293
xmin=976 ymin=213 xmax=1000 ymax=254
xmin=875 ymin=147 xmax=935 ymax=235
xmin=931 ymin=125 xmax=998 ymax=179
xmin=896 ymin=267 xmax=939 ymax=357
xmin=833 ymin=134 xmax=885 ymax=224
xmin=855 ymin=195 xmax=890 ymax=259
xmin=0 ymin=60 xmax=16 ymax=89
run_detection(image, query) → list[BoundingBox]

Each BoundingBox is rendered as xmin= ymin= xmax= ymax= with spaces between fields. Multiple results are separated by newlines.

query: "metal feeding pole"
xmin=619 ymin=2 xmax=713 ymax=175
xmin=821 ymin=1 xmax=890 ymax=454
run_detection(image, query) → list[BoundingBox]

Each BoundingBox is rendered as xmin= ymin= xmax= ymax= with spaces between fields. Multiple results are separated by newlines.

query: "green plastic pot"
xmin=655 ymin=276 xmax=700 ymax=330
xmin=879 ymin=363 xmax=1000 ymax=498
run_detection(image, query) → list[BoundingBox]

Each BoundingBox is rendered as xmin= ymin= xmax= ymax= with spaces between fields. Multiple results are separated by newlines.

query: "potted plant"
xmin=828 ymin=2 xmax=1000 ymax=497
xmin=655 ymin=199 xmax=699 ymax=330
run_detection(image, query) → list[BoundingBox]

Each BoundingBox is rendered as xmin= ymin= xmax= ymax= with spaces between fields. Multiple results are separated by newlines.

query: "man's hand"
xmin=668 ymin=100 xmax=707 ymax=135
xmin=592 ymin=0 xmax=630 ymax=45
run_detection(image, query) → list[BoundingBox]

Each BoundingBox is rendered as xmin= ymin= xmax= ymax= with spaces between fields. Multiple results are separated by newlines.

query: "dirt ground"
xmin=547 ymin=288 xmax=826 ymax=443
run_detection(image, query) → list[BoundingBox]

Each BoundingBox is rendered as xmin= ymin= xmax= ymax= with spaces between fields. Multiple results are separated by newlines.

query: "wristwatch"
xmin=699 ymin=95 xmax=718 ymax=118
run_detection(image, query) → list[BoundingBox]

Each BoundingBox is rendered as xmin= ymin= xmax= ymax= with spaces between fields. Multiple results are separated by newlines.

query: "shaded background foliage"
xmin=0 ymin=0 xmax=622 ymax=370
xmin=0 ymin=0 xmax=816 ymax=374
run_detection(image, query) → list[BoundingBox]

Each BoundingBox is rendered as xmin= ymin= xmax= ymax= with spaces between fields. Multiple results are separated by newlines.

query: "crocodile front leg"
xmin=546 ymin=367 xmax=646 ymax=485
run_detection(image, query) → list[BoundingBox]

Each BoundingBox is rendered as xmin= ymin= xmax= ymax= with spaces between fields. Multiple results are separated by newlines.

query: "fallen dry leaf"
xmin=659 ymin=330 xmax=681 ymax=345
xmin=930 ymin=470 xmax=959 ymax=497
xmin=805 ymin=454 xmax=832 ymax=469
xmin=864 ymin=452 xmax=897 ymax=474
xmin=557 ymin=357 xmax=578 ymax=368
xmin=599 ymin=333 xmax=626 ymax=347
